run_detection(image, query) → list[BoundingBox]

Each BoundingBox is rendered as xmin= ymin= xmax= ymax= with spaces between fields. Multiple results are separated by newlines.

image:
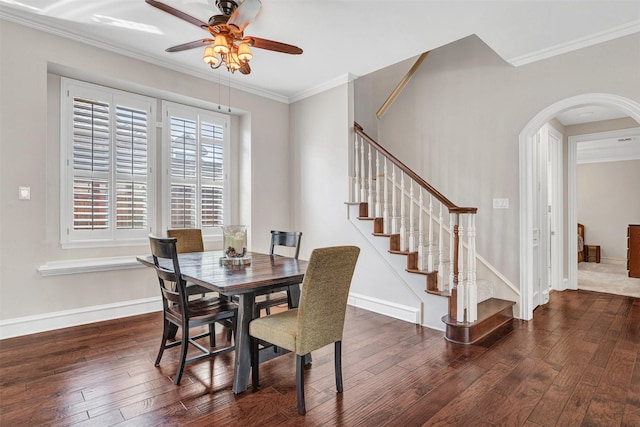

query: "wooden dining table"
xmin=137 ymin=250 xmax=307 ymax=394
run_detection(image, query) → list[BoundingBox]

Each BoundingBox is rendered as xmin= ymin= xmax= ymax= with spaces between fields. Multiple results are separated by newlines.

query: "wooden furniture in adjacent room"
xmin=584 ymin=244 xmax=601 ymax=263
xmin=628 ymin=224 xmax=640 ymax=278
xmin=578 ymin=223 xmax=585 ymax=262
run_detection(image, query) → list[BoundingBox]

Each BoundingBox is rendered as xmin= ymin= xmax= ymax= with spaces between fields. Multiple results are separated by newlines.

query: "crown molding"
xmin=289 ymin=73 xmax=357 ymax=104
xmin=507 ymin=19 xmax=640 ymax=67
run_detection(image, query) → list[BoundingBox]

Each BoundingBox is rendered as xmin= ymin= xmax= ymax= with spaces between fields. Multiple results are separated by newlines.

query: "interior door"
xmin=532 ymin=130 xmax=542 ymax=309
xmin=547 ymin=126 xmax=563 ymax=291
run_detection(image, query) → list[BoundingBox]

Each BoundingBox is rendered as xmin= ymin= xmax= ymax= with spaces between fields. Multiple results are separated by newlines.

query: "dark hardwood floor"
xmin=1 ymin=289 xmax=639 ymax=426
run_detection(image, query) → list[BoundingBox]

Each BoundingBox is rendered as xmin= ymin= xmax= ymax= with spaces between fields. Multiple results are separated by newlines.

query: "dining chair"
xmin=166 ymin=228 xmax=212 ymax=296
xmin=255 ymin=230 xmax=303 ymax=316
xmin=249 ymin=245 xmax=360 ymax=415
xmin=148 ymin=235 xmax=238 ymax=385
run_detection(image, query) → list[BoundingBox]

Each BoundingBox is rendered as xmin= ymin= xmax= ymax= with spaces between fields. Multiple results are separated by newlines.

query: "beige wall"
xmin=356 ymin=33 xmax=640 ymax=288
xmin=577 ymin=160 xmax=640 ymax=261
xmin=0 ymin=21 xmax=291 ymax=323
xmin=289 ymin=82 xmax=422 ymax=309
xmin=3 ymin=17 xmax=640 ymax=334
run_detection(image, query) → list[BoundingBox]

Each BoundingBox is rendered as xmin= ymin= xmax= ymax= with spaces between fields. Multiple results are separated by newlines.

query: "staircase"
xmin=350 ymin=122 xmax=514 ymax=344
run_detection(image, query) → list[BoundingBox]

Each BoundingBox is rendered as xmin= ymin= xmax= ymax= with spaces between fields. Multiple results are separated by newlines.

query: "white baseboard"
xmin=602 ymin=258 xmax=626 ymax=265
xmin=348 ymin=292 xmax=420 ymax=324
xmin=0 ymin=297 xmax=162 ymax=340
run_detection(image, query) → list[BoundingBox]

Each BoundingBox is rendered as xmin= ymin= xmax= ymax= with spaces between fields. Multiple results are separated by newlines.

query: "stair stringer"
xmin=348 ymin=204 xmax=447 ymax=331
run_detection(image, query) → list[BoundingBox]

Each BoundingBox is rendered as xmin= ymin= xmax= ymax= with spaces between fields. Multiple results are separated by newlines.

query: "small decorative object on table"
xmin=221 ymin=225 xmax=251 ymax=266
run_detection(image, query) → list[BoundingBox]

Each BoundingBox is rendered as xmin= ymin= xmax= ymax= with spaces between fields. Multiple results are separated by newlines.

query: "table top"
xmin=137 ymin=250 xmax=307 ymax=295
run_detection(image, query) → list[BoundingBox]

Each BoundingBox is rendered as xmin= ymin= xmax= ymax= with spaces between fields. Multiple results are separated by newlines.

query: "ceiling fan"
xmin=146 ymin=0 xmax=303 ymax=75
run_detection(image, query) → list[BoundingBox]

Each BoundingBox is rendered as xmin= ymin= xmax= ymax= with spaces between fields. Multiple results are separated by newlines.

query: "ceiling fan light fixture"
xmin=203 ymin=45 xmax=219 ymax=65
xmin=214 ymin=34 xmax=230 ymax=54
xmin=237 ymin=43 xmax=252 ymax=62
xmin=146 ymin=0 xmax=302 ymax=77
xmin=228 ymin=50 xmax=241 ymax=70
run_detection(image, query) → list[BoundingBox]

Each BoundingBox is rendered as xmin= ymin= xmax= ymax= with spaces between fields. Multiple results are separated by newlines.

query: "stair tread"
xmin=426 ymin=289 xmax=450 ymax=297
xmin=407 ymin=268 xmax=437 ymax=276
xmin=389 ymin=250 xmax=418 ymax=255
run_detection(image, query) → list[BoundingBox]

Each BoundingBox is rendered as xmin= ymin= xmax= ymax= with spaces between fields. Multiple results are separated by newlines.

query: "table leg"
xmin=288 ymin=284 xmax=301 ymax=308
xmin=232 ymin=292 xmax=255 ymax=394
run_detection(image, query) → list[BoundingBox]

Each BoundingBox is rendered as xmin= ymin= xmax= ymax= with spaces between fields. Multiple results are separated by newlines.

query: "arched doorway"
xmin=519 ymin=93 xmax=640 ymax=320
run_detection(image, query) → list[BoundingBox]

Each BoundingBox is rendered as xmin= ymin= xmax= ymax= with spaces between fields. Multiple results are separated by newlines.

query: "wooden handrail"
xmin=354 ymin=122 xmax=477 ymax=215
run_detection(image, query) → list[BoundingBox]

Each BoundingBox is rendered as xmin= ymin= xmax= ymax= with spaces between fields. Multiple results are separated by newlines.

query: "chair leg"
xmin=209 ymin=323 xmax=216 ymax=348
xmin=174 ymin=326 xmax=190 ymax=385
xmin=155 ymin=319 xmax=172 ymax=366
xmin=251 ymin=337 xmax=259 ymax=389
xmin=335 ymin=341 xmax=343 ymax=393
xmin=296 ymin=354 xmax=306 ymax=415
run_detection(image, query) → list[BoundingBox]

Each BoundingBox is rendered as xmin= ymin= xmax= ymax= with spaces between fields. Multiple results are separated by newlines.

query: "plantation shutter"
xmin=167 ymin=106 xmax=226 ymax=231
xmin=115 ymin=105 xmax=149 ymax=229
xmin=72 ymin=97 xmax=110 ymax=230
xmin=62 ymin=78 xmax=154 ymax=246
xmin=200 ymin=120 xmax=224 ymax=228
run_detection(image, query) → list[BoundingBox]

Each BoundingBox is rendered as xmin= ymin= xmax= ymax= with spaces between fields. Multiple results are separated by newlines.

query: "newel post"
xmin=449 ymin=213 xmax=460 ymax=322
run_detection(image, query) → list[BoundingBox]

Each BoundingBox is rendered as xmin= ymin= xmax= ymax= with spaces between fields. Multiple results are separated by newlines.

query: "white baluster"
xmin=417 ymin=189 xmax=425 ymax=270
xmin=359 ymin=139 xmax=366 ymax=203
xmin=354 ymin=135 xmax=360 ymax=202
xmin=383 ymin=159 xmax=389 ymax=234
xmin=399 ymin=173 xmax=406 ymax=251
xmin=428 ymin=195 xmax=434 ymax=272
xmin=437 ymin=203 xmax=444 ymax=291
xmin=408 ymin=181 xmax=415 ymax=252
xmin=391 ymin=165 xmax=397 ymax=234
xmin=467 ymin=214 xmax=478 ymax=322
xmin=367 ymin=145 xmax=373 ymax=216
xmin=375 ymin=151 xmax=381 ymax=217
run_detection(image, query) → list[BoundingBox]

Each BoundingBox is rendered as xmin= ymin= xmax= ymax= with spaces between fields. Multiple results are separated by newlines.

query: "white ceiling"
xmin=556 ymin=105 xmax=631 ymax=126
xmin=2 ymin=0 xmax=640 ymax=103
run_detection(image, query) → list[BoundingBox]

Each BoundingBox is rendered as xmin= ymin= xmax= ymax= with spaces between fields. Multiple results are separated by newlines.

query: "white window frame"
xmin=161 ymin=101 xmax=230 ymax=239
xmin=60 ymin=78 xmax=155 ymax=248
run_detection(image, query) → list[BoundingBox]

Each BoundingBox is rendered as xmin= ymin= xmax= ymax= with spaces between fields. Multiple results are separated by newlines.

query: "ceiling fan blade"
xmin=228 ymin=0 xmax=262 ymax=33
xmin=166 ymin=39 xmax=214 ymax=52
xmin=145 ymin=0 xmax=209 ymax=29
xmin=247 ymin=37 xmax=303 ymax=55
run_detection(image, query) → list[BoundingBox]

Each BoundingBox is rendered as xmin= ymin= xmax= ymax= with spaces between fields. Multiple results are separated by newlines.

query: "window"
xmin=163 ymin=102 xmax=229 ymax=237
xmin=60 ymin=78 xmax=154 ymax=246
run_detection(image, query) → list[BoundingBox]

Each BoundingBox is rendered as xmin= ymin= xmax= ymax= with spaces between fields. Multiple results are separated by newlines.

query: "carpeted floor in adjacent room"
xmin=578 ymin=261 xmax=640 ymax=298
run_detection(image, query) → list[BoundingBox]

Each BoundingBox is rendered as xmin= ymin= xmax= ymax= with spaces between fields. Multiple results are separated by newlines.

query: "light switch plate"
xmin=493 ymin=198 xmax=509 ymax=209
xmin=19 ymin=186 xmax=31 ymax=200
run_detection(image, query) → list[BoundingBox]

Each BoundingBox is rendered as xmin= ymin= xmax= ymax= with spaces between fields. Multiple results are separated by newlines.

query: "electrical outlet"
xmin=493 ymin=198 xmax=509 ymax=209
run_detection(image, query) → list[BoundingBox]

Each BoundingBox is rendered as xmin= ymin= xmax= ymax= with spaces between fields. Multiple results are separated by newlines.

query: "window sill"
xmin=38 ymin=256 xmax=145 ymax=277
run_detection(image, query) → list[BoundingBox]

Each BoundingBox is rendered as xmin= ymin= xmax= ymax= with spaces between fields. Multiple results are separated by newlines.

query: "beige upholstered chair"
xmin=249 ymin=246 xmax=360 ymax=415
xmin=167 ymin=228 xmax=204 ymax=253
xmin=148 ymin=235 xmax=237 ymax=385
xmin=167 ymin=229 xmax=211 ymax=296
